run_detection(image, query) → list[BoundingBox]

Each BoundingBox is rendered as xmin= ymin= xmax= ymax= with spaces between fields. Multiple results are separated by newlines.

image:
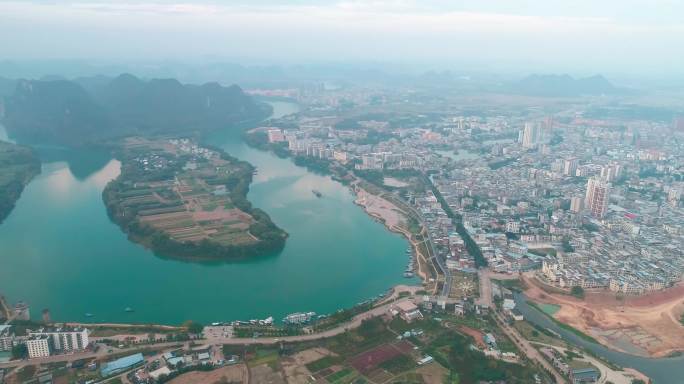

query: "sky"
xmin=1 ymin=0 xmax=683 ymax=76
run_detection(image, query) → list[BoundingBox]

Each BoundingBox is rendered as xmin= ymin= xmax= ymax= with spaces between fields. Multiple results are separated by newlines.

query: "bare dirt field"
xmin=457 ymin=325 xmax=487 ymax=350
xmin=415 ymin=362 xmax=449 ymax=384
xmin=354 ymin=188 xmax=406 ymax=230
xmin=523 ymin=274 xmax=684 ymax=357
xmin=250 ymin=363 xmax=286 ymax=384
xmin=281 ymin=347 xmax=335 ymax=384
xmin=167 ymin=364 xmax=248 ymax=384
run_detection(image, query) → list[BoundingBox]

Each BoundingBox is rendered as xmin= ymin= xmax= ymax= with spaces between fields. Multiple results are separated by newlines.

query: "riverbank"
xmin=351 ymin=182 xmax=433 ymax=288
xmin=0 ymin=140 xmax=41 ymax=224
xmin=523 ymin=273 xmax=684 ymax=358
xmin=242 ymin=129 xmax=432 ymax=288
xmin=102 ymin=136 xmax=287 ymax=261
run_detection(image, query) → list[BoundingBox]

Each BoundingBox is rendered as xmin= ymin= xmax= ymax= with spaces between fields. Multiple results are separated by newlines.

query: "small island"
xmin=0 ymin=140 xmax=41 ymax=224
xmin=103 ymin=137 xmax=287 ymax=260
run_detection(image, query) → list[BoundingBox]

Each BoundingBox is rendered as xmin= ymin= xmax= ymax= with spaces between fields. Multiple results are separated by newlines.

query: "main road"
xmin=0 ymin=296 xmax=413 ymax=370
xmin=478 ymin=268 xmax=567 ymax=384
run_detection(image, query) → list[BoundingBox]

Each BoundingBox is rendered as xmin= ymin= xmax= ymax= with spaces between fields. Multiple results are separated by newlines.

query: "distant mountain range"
xmin=1 ymin=74 xmax=270 ymax=145
xmin=510 ymin=74 xmax=621 ymax=97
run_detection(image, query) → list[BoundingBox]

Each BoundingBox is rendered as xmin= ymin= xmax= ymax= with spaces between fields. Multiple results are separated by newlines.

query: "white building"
xmin=563 ymin=158 xmax=578 ymax=176
xmin=506 ymin=221 xmax=520 ymax=233
xmin=585 ymin=177 xmax=610 ymax=218
xmin=570 ymin=196 xmax=583 ymax=213
xmin=26 ymin=336 xmax=51 ymax=359
xmin=267 ymin=128 xmax=286 ymax=143
xmin=521 ymin=122 xmax=540 ymax=148
xmin=28 ymin=328 xmax=89 ymax=353
xmin=0 ymin=325 xmax=13 ymax=352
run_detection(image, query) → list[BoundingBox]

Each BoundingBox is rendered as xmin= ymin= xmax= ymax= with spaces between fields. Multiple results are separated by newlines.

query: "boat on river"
xmin=312 ymin=189 xmax=323 ymax=198
xmin=283 ymin=311 xmax=317 ymax=325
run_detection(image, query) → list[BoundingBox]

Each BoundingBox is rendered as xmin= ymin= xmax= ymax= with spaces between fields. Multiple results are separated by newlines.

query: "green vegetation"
xmin=182 ymin=320 xmax=204 ymax=334
xmin=570 ymin=286 xmax=585 ymax=299
xmin=293 ymin=155 xmax=333 ymax=175
xmin=103 ymin=137 xmax=286 ymax=261
xmin=493 ymin=278 xmax=525 ymax=292
xmin=306 ymin=355 xmax=344 ymax=372
xmin=326 ymin=368 xmax=355 ymax=383
xmin=379 ymin=354 xmax=416 ymax=374
xmin=427 ymin=176 xmax=487 ymax=267
xmin=488 ymin=157 xmax=517 ymax=170
xmin=513 ymin=321 xmax=564 ymax=346
xmin=527 ymin=301 xmax=599 ymax=344
xmin=2 ymin=74 xmax=269 ymax=145
xmin=11 ymin=343 xmax=28 ymax=359
xmin=17 ymin=365 xmax=37 ymax=382
xmin=537 ymin=303 xmax=561 ymax=316
xmin=0 ymin=140 xmax=41 ymax=223
xmin=426 ymin=330 xmax=537 ymax=384
xmin=325 ymin=317 xmax=396 ymax=357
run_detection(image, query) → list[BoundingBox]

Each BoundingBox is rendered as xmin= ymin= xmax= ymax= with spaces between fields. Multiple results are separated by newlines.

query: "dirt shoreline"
xmin=523 ymin=273 xmax=684 ymax=358
xmin=351 ymin=184 xmax=431 ymax=287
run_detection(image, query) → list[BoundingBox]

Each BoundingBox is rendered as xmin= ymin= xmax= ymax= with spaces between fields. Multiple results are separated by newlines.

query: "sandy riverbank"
xmin=352 ymin=185 xmax=432 ymax=287
xmin=523 ymin=274 xmax=684 ymax=357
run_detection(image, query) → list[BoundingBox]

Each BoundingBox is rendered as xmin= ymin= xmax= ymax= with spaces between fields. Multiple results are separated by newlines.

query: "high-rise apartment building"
xmin=570 ymin=196 xmax=583 ymax=213
xmin=26 ymin=336 xmax=51 ymax=359
xmin=600 ymin=162 xmax=622 ymax=182
xmin=563 ymin=158 xmax=578 ymax=176
xmin=585 ymin=177 xmax=610 ymax=218
xmin=521 ymin=122 xmax=540 ymax=148
xmin=28 ymin=327 xmax=89 ymax=353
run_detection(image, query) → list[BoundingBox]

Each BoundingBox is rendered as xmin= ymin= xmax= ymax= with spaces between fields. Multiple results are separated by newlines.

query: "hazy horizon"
xmin=1 ymin=0 xmax=683 ymax=78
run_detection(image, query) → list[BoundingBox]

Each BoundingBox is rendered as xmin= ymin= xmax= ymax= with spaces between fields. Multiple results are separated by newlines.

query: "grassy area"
xmin=247 ymin=349 xmax=279 ymax=367
xmin=513 ymin=321 xmax=565 ymax=347
xmin=536 ymin=303 xmax=561 ymax=316
xmin=306 ymin=355 xmax=344 ymax=372
xmin=379 ymin=354 xmax=416 ymax=374
xmin=326 ymin=368 xmax=356 ymax=383
xmin=393 ymin=372 xmax=426 ymax=384
xmin=424 ymin=329 xmax=539 ymax=383
xmin=325 ymin=317 xmax=397 ymax=357
xmin=493 ymin=278 xmax=526 ymax=292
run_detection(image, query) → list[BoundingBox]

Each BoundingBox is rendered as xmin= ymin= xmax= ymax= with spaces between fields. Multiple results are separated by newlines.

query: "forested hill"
xmin=0 ymin=140 xmax=41 ymax=224
xmin=1 ymin=74 xmax=271 ymax=145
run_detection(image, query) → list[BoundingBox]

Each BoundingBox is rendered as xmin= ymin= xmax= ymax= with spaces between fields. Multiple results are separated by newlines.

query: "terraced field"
xmin=103 ymin=137 xmax=286 ymax=260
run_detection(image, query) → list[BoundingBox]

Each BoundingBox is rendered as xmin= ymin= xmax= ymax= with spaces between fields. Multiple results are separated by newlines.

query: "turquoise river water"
xmin=0 ymin=102 xmax=414 ymax=325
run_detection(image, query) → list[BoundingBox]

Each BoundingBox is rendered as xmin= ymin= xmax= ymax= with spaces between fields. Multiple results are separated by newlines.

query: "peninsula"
xmin=103 ymin=137 xmax=287 ymax=260
xmin=0 ymin=140 xmax=40 ymax=224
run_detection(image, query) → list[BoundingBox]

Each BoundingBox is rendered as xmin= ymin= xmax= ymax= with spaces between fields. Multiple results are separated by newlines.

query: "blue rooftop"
xmin=101 ymin=353 xmax=144 ymax=377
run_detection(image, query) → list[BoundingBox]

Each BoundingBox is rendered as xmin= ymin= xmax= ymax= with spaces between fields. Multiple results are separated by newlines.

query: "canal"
xmin=515 ymin=293 xmax=684 ymax=383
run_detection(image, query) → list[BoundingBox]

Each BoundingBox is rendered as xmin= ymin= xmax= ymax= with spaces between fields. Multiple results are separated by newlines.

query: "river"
xmin=0 ymin=102 xmax=413 ymax=325
xmin=515 ymin=293 xmax=684 ymax=383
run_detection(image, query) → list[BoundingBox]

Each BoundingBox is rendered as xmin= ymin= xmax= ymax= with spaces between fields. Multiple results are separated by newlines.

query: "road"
xmin=530 ymin=342 xmax=647 ymax=384
xmin=493 ymin=311 xmax=567 ymax=384
xmin=478 ymin=269 xmax=566 ymax=383
xmin=0 ymin=297 xmax=412 ymax=370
